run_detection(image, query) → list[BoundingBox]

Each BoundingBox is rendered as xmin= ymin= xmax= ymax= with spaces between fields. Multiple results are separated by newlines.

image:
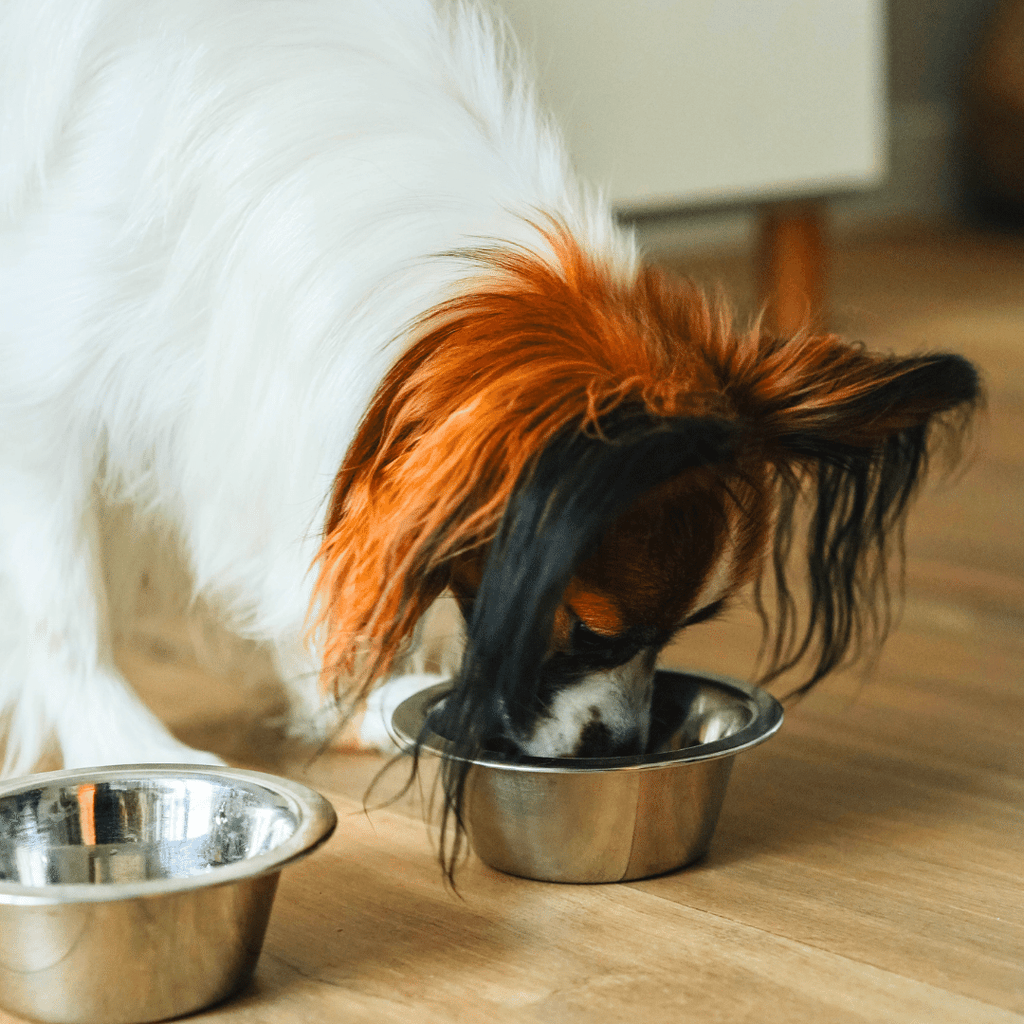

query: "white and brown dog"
xmin=0 ymin=0 xmax=978 ymax=863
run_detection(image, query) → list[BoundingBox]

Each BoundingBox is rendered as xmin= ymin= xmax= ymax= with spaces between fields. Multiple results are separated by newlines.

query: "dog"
xmin=1 ymin=0 xmax=978 ymax=870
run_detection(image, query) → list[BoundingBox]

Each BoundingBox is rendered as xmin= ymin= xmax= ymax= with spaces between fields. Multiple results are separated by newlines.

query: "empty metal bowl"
xmin=391 ymin=669 xmax=783 ymax=883
xmin=0 ymin=764 xmax=336 ymax=1024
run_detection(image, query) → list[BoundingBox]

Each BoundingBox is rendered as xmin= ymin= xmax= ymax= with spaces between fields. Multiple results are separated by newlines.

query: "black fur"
xmin=756 ymin=353 xmax=981 ymax=695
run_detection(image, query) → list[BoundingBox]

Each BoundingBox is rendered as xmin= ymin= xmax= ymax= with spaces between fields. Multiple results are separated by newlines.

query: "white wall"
xmin=499 ymin=0 xmax=887 ymax=213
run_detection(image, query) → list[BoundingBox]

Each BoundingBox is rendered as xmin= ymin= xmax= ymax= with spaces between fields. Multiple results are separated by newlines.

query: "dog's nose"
xmin=574 ymin=719 xmax=644 ymax=758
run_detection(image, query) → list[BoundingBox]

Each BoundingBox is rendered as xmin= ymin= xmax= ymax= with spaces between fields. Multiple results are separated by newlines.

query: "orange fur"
xmin=311 ymin=225 xmax=729 ymax=697
xmin=562 ymin=582 xmax=623 ymax=637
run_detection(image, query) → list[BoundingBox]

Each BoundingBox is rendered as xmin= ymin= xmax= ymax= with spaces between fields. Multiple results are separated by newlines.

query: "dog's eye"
xmin=571 ymin=619 xmax=612 ymax=653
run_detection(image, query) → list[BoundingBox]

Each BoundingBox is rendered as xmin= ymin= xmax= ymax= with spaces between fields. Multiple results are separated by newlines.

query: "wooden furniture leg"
xmin=757 ymin=202 xmax=828 ymax=336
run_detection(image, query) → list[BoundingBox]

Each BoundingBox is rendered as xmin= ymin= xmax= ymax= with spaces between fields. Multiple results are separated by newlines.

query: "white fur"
xmin=520 ymin=652 xmax=654 ymax=758
xmin=0 ymin=0 xmax=638 ymax=775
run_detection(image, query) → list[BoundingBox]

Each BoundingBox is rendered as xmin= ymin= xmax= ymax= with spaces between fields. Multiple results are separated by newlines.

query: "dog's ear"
xmin=308 ymin=228 xmax=734 ymax=705
xmin=737 ymin=335 xmax=980 ymax=454
xmin=731 ymin=333 xmax=981 ymax=694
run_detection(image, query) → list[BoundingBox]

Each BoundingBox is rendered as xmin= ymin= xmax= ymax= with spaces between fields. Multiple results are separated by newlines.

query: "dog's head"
xmin=313 ymin=226 xmax=979 ymax=868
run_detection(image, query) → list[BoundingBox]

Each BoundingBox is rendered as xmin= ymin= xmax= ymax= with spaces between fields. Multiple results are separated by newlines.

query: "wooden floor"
xmin=4 ymin=225 xmax=1022 ymax=1023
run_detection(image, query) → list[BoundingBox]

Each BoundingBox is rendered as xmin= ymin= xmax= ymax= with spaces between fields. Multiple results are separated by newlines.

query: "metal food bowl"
xmin=391 ymin=669 xmax=783 ymax=884
xmin=0 ymin=764 xmax=336 ymax=1024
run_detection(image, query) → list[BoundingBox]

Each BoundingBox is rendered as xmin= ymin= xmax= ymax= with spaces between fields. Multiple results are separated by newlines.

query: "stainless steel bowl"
xmin=0 ymin=764 xmax=336 ymax=1024
xmin=391 ymin=669 xmax=783 ymax=883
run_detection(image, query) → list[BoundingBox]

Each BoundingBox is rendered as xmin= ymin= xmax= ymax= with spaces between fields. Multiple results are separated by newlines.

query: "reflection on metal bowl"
xmin=0 ymin=764 xmax=336 ymax=1024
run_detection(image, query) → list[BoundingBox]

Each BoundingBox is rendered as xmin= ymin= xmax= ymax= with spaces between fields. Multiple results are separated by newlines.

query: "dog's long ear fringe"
xmin=430 ymin=406 xmax=738 ymax=880
xmin=751 ymin=352 xmax=981 ymax=698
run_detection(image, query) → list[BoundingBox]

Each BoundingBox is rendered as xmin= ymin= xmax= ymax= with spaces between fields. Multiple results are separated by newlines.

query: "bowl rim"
xmin=0 ymin=764 xmax=337 ymax=906
xmin=389 ymin=668 xmax=783 ymax=774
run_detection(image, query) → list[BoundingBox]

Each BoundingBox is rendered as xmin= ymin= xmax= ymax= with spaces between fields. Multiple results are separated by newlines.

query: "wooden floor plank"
xmin=197 ymin=794 xmax=1024 ymax=1024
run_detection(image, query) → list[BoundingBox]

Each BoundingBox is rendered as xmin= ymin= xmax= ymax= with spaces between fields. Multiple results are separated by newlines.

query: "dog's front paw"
xmin=320 ymin=673 xmax=446 ymax=756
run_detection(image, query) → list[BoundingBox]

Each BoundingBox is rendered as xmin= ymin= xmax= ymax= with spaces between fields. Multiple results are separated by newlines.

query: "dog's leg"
xmin=356 ymin=672 xmax=448 ymax=754
xmin=263 ymin=586 xmax=459 ymax=754
xmin=348 ymin=597 xmax=464 ymax=753
xmin=0 ymin=464 xmax=222 ymax=775
xmin=271 ymin=639 xmax=345 ymax=745
xmin=270 ymin=654 xmax=449 ymax=756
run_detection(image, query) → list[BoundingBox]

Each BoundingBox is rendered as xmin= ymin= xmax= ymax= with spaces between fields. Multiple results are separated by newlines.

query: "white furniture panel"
xmin=499 ymin=0 xmax=886 ymax=212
